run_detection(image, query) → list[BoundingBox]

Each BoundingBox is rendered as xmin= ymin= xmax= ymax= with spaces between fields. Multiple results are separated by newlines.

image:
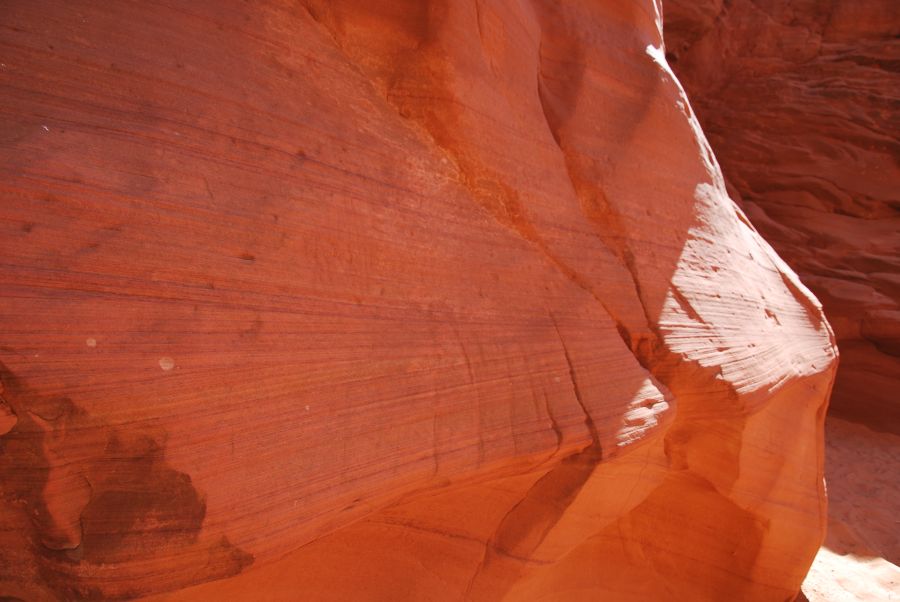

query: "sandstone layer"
xmin=665 ymin=0 xmax=900 ymax=432
xmin=0 ymin=1 xmax=836 ymax=600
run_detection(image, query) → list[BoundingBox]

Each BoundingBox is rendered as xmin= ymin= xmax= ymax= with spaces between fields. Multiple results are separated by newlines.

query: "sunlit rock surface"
xmin=665 ymin=2 xmax=899 ymax=600
xmin=0 ymin=1 xmax=836 ymax=600
xmin=665 ymin=0 xmax=899 ymax=432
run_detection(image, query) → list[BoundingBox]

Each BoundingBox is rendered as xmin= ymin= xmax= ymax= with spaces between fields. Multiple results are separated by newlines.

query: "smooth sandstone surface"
xmin=664 ymin=0 xmax=900 ymax=432
xmin=1 ymin=1 xmax=836 ymax=600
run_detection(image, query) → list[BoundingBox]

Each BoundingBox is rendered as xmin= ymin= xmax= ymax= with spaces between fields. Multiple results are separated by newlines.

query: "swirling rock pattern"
xmin=0 ymin=1 xmax=836 ymax=600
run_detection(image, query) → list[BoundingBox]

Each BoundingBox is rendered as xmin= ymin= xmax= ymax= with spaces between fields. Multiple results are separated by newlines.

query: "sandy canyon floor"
xmin=800 ymin=418 xmax=900 ymax=601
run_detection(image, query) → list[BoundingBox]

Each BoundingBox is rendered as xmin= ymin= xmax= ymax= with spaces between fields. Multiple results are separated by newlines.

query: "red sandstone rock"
xmin=665 ymin=0 xmax=900 ymax=432
xmin=0 ymin=1 xmax=836 ymax=600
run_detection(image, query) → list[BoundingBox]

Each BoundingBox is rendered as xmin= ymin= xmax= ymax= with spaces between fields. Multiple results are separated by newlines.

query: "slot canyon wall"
xmin=664 ymin=2 xmax=900 ymax=599
xmin=664 ymin=0 xmax=900 ymax=432
xmin=1 ymin=1 xmax=838 ymax=601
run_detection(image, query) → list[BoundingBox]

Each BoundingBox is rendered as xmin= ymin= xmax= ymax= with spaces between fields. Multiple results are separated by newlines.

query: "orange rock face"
xmin=1 ymin=1 xmax=836 ymax=600
xmin=665 ymin=0 xmax=900 ymax=432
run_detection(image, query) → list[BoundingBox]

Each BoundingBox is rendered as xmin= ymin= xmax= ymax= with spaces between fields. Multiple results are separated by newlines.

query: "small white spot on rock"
xmin=86 ymin=338 xmax=97 ymax=348
xmin=41 ymin=126 xmax=49 ymax=132
xmin=158 ymin=357 xmax=175 ymax=371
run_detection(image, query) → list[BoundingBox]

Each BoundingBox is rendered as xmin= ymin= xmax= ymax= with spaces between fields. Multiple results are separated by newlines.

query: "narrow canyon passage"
xmin=664 ymin=2 xmax=900 ymax=599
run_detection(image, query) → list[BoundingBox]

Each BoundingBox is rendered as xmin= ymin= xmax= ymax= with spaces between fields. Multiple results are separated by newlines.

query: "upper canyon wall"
xmin=1 ymin=1 xmax=836 ymax=600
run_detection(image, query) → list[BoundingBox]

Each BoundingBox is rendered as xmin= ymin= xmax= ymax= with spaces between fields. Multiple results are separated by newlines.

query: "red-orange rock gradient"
xmin=0 ymin=1 xmax=837 ymax=600
xmin=665 ymin=0 xmax=900 ymax=432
